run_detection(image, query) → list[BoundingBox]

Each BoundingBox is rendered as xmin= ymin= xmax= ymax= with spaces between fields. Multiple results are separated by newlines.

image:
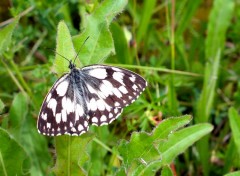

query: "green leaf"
xmin=0 ymin=99 xmax=4 ymax=113
xmin=72 ymin=0 xmax=127 ymax=66
xmin=118 ymin=116 xmax=213 ymax=175
xmin=195 ymin=1 xmax=234 ymax=174
xmin=8 ymin=93 xmax=28 ymax=138
xmin=0 ymin=127 xmax=30 ymax=176
xmin=161 ymin=166 xmax=173 ymax=176
xmin=7 ymin=93 xmax=51 ymax=175
xmin=224 ymin=171 xmax=240 ymax=176
xmin=54 ymin=21 xmax=77 ymax=74
xmin=205 ymin=0 xmax=234 ymax=61
xmin=228 ymin=107 xmax=240 ymax=156
xmin=0 ymin=18 xmax=18 ymax=56
xmin=110 ymin=22 xmax=131 ymax=64
xmin=159 ymin=123 xmax=213 ymax=164
xmin=53 ymin=134 xmax=94 ymax=176
xmin=21 ymin=117 xmax=52 ymax=176
xmin=136 ymin=0 xmax=157 ymax=43
xmin=224 ymin=138 xmax=240 ymax=173
xmin=118 ymin=115 xmax=191 ymax=170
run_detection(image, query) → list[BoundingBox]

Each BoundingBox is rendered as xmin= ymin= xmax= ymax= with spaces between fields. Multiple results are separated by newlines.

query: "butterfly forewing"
xmin=38 ymin=64 xmax=147 ymax=136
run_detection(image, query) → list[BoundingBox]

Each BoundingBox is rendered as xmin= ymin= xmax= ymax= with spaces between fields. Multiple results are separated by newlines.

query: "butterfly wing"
xmin=37 ymin=74 xmax=89 ymax=136
xmin=38 ymin=64 xmax=147 ymax=136
xmin=81 ymin=65 xmax=147 ymax=126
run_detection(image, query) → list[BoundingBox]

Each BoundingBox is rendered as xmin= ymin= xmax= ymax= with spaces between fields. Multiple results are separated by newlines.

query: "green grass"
xmin=0 ymin=0 xmax=240 ymax=175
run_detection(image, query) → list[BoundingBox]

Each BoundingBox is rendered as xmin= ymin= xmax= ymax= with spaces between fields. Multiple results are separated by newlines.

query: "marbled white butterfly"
xmin=37 ymin=55 xmax=147 ymax=136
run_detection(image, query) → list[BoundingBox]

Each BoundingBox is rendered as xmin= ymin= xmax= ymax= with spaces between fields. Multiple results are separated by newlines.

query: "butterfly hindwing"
xmin=38 ymin=64 xmax=147 ymax=136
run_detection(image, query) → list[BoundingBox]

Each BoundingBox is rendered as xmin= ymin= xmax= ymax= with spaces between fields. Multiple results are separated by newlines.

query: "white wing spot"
xmin=66 ymin=98 xmax=74 ymax=114
xmin=114 ymin=102 xmax=120 ymax=106
xmin=88 ymin=68 xmax=107 ymax=79
xmin=41 ymin=113 xmax=47 ymax=120
xmin=47 ymin=123 xmax=51 ymax=128
xmin=132 ymin=84 xmax=138 ymax=91
xmin=84 ymin=121 xmax=88 ymax=127
xmin=100 ymin=83 xmax=113 ymax=97
xmin=96 ymin=99 xmax=105 ymax=111
xmin=113 ymin=72 xmax=125 ymax=85
xmin=47 ymin=98 xmax=57 ymax=116
xmin=56 ymin=80 xmax=69 ymax=96
xmin=87 ymin=84 xmax=96 ymax=94
xmin=100 ymin=115 xmax=107 ymax=122
xmin=77 ymin=104 xmax=84 ymax=116
xmin=89 ymin=98 xmax=97 ymax=111
xmin=109 ymin=113 xmax=113 ymax=118
xmin=103 ymin=80 xmax=114 ymax=89
xmin=113 ymin=88 xmax=122 ymax=98
xmin=78 ymin=124 xmax=84 ymax=131
xmin=71 ymin=127 xmax=76 ymax=132
xmin=114 ymin=108 xmax=118 ymax=114
xmin=92 ymin=117 xmax=98 ymax=123
xmin=61 ymin=109 xmax=67 ymax=122
xmin=56 ymin=113 xmax=61 ymax=123
xmin=119 ymin=86 xmax=128 ymax=94
xmin=129 ymin=75 xmax=136 ymax=82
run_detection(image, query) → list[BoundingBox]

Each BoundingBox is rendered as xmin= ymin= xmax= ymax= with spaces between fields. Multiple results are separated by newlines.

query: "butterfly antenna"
xmin=46 ymin=48 xmax=71 ymax=63
xmin=73 ymin=36 xmax=90 ymax=64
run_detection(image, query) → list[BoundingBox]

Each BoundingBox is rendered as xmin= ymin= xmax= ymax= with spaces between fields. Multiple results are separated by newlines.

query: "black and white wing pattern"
xmin=37 ymin=64 xmax=147 ymax=136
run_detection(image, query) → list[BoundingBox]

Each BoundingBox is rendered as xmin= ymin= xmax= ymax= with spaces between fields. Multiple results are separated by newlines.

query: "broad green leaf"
xmin=175 ymin=0 xmax=202 ymax=36
xmin=159 ymin=123 xmax=213 ymax=164
xmin=118 ymin=115 xmax=191 ymax=168
xmin=118 ymin=116 xmax=212 ymax=175
xmin=161 ymin=166 xmax=173 ymax=176
xmin=7 ymin=93 xmax=51 ymax=175
xmin=72 ymin=0 xmax=127 ymax=66
xmin=8 ymin=93 xmax=28 ymax=138
xmin=224 ymin=138 xmax=240 ymax=173
xmin=54 ymin=21 xmax=77 ymax=74
xmin=224 ymin=171 xmax=240 ymax=176
xmin=228 ymin=107 xmax=240 ymax=156
xmin=196 ymin=1 xmax=234 ymax=174
xmin=0 ymin=18 xmax=18 ymax=56
xmin=21 ymin=117 xmax=52 ymax=176
xmin=138 ymin=124 xmax=213 ymax=175
xmin=110 ymin=22 xmax=131 ymax=64
xmin=53 ymin=134 xmax=94 ymax=176
xmin=136 ymin=0 xmax=157 ymax=43
xmin=0 ymin=127 xmax=30 ymax=176
xmin=205 ymin=0 xmax=234 ymax=61
xmin=0 ymin=99 xmax=4 ymax=113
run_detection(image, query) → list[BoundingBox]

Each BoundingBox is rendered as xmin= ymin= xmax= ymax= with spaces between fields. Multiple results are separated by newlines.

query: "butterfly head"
xmin=68 ymin=60 xmax=76 ymax=70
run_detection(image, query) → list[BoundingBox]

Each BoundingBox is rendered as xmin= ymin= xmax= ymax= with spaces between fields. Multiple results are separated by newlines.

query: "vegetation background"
xmin=0 ymin=0 xmax=240 ymax=175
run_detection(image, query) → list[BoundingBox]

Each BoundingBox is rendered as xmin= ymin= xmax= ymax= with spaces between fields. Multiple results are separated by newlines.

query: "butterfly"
xmin=37 ymin=55 xmax=147 ymax=136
